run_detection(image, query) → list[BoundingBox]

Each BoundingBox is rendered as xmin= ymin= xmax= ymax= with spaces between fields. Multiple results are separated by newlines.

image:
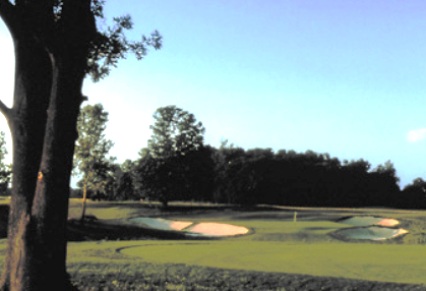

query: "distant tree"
xmin=137 ymin=106 xmax=206 ymax=207
xmin=183 ymin=146 xmax=216 ymax=202
xmin=111 ymin=160 xmax=138 ymax=200
xmin=374 ymin=160 xmax=398 ymax=179
xmin=73 ymin=104 xmax=114 ymax=219
xmin=135 ymin=151 xmax=169 ymax=204
xmin=212 ymin=145 xmax=246 ymax=203
xmin=148 ymin=105 xmax=205 ymax=158
xmin=0 ymin=132 xmax=11 ymax=195
xmin=339 ymin=159 xmax=372 ymax=206
xmin=400 ymin=178 xmax=426 ymax=209
xmin=369 ymin=160 xmax=400 ymax=206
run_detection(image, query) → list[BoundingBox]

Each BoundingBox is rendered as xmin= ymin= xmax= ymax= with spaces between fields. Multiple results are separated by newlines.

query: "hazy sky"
xmin=1 ymin=1 xmax=426 ymax=187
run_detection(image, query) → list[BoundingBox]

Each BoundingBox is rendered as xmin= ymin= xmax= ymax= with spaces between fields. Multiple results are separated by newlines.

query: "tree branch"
xmin=0 ymin=99 xmax=11 ymax=119
xmin=0 ymin=0 xmax=16 ymax=32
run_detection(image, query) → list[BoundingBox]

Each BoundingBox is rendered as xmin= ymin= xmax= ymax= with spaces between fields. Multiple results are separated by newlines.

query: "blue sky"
xmin=1 ymin=1 xmax=426 ymax=187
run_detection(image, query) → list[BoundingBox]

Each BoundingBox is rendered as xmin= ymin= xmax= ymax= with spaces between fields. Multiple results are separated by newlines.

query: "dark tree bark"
xmin=0 ymin=1 xmax=160 ymax=289
xmin=0 ymin=1 xmax=96 ymax=290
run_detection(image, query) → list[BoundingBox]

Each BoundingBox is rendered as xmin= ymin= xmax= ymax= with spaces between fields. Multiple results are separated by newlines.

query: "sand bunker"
xmin=334 ymin=216 xmax=408 ymax=241
xmin=338 ymin=216 xmax=400 ymax=227
xmin=185 ymin=222 xmax=249 ymax=237
xmin=335 ymin=226 xmax=408 ymax=241
xmin=128 ymin=217 xmax=249 ymax=238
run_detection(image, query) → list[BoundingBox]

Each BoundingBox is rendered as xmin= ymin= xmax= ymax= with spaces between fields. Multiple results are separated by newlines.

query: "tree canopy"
xmin=148 ymin=105 xmax=205 ymax=159
xmin=73 ymin=103 xmax=114 ymax=219
xmin=136 ymin=106 xmax=209 ymax=207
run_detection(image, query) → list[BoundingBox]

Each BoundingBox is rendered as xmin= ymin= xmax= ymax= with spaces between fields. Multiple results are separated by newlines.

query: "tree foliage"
xmin=74 ymin=104 xmax=114 ymax=195
xmin=136 ymin=106 xmax=208 ymax=206
xmin=148 ymin=105 xmax=205 ymax=159
xmin=107 ymin=160 xmax=139 ymax=201
xmin=133 ymin=141 xmax=408 ymax=208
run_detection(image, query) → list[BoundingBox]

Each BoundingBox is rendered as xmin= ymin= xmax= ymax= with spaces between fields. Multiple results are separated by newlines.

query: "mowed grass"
xmin=68 ymin=240 xmax=426 ymax=285
xmin=63 ymin=200 xmax=426 ymax=286
xmin=2 ymin=199 xmax=426 ymax=288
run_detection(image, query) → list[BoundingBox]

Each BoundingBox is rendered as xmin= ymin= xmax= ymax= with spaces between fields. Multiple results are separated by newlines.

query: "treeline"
xmin=133 ymin=146 xmax=424 ymax=209
xmin=73 ymin=104 xmax=426 ymax=210
xmin=76 ymin=145 xmax=426 ymax=209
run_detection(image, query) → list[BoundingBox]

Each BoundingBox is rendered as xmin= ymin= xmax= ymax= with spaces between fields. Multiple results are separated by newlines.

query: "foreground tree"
xmin=73 ymin=103 xmax=114 ymax=220
xmin=0 ymin=1 xmax=161 ymax=289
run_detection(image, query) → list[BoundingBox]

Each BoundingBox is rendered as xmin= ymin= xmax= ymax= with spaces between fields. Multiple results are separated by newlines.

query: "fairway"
xmin=59 ymin=201 xmax=426 ymax=288
xmin=67 ymin=239 xmax=426 ymax=285
xmin=0 ymin=201 xmax=420 ymax=289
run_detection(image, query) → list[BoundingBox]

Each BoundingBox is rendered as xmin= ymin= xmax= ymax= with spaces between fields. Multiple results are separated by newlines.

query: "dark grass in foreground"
xmin=69 ymin=262 xmax=426 ymax=291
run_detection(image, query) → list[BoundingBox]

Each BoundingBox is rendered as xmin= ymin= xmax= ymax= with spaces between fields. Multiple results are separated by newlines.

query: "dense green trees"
xmin=135 ymin=106 xmax=210 ymax=207
xmin=124 ymin=106 xmax=406 ymax=208
xmin=69 ymin=104 xmax=424 ymax=210
xmin=75 ymin=104 xmax=409 ymax=209
xmin=208 ymin=148 xmax=401 ymax=207
xmin=110 ymin=160 xmax=138 ymax=201
xmin=400 ymin=178 xmax=426 ymax=209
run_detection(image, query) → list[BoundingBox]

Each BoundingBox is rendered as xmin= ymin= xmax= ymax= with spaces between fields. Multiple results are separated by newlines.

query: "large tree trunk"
xmin=0 ymin=1 xmax=96 ymax=290
xmin=0 ymin=58 xmax=83 ymax=290
xmin=27 ymin=55 xmax=85 ymax=290
xmin=0 ymin=35 xmax=52 ymax=290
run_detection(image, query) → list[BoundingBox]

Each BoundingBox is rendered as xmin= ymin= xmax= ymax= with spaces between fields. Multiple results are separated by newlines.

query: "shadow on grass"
xmin=67 ymin=219 xmax=218 ymax=242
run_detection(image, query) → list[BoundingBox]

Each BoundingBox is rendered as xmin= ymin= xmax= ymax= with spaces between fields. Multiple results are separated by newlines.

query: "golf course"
xmin=0 ymin=199 xmax=415 ymax=290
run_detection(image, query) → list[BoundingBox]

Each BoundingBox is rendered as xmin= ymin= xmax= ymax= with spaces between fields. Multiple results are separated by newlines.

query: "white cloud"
xmin=407 ymin=128 xmax=426 ymax=143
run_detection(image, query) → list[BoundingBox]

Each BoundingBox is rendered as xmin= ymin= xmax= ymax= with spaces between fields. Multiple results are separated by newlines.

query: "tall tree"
xmin=148 ymin=105 xmax=205 ymax=158
xmin=73 ymin=103 xmax=114 ymax=220
xmin=137 ymin=106 xmax=206 ymax=207
xmin=0 ymin=1 xmax=161 ymax=289
xmin=0 ymin=131 xmax=11 ymax=195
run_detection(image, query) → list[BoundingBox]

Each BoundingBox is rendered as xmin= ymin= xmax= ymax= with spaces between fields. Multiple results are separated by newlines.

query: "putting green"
xmin=116 ymin=241 xmax=426 ymax=285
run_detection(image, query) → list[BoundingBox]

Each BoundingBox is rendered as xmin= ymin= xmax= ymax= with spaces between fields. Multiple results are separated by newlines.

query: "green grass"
xmin=68 ymin=199 xmax=144 ymax=220
xmin=119 ymin=241 xmax=426 ymax=284
xmin=65 ymin=200 xmax=426 ymax=281
xmin=7 ymin=199 xmax=426 ymax=288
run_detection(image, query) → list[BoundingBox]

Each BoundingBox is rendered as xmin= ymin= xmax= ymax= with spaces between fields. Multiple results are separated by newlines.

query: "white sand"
xmin=128 ymin=217 xmax=249 ymax=237
xmin=185 ymin=222 xmax=250 ymax=237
